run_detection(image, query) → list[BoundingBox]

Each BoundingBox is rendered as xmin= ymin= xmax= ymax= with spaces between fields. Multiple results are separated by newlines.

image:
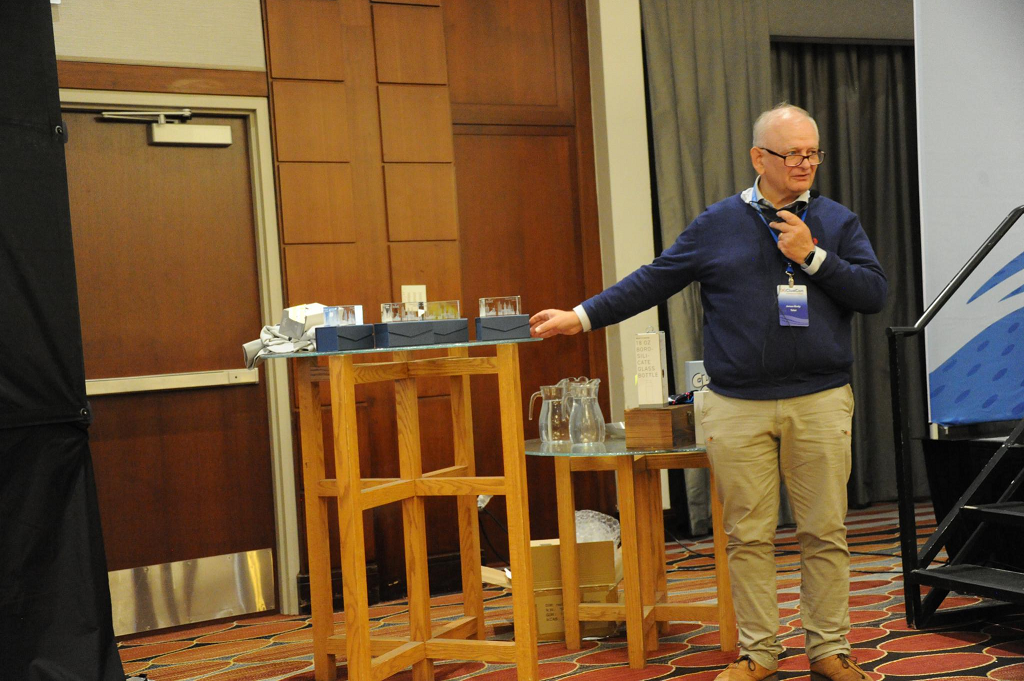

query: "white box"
xmin=635 ymin=332 xmax=669 ymax=407
xmin=279 ymin=303 xmax=325 ymax=340
xmin=684 ymin=360 xmax=710 ymax=392
xmin=693 ymin=390 xmax=707 ymax=445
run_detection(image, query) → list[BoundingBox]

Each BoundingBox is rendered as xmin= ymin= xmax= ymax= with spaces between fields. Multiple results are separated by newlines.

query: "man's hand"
xmin=772 ymin=210 xmax=815 ymax=264
xmin=529 ymin=309 xmax=582 ymax=338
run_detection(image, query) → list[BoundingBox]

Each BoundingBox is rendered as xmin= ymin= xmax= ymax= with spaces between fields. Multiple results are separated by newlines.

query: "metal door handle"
xmin=85 ymin=368 xmax=259 ymax=396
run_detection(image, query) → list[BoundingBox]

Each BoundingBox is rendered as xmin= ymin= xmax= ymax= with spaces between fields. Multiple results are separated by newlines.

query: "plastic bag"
xmin=575 ymin=509 xmax=620 ymax=546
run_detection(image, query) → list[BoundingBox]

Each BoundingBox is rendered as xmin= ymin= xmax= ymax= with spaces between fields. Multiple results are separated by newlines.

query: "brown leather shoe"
xmin=810 ymin=653 xmax=868 ymax=681
xmin=714 ymin=655 xmax=778 ymax=681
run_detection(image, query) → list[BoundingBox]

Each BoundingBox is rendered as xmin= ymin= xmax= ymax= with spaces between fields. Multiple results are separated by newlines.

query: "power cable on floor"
xmin=477 ymin=496 xmax=509 ymax=565
xmin=665 ymin=526 xmax=715 ymax=561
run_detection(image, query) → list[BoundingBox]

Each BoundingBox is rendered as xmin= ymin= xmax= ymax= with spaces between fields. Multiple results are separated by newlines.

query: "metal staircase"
xmin=887 ymin=205 xmax=1024 ymax=628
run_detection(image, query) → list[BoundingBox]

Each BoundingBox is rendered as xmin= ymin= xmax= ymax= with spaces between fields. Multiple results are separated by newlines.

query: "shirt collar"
xmin=740 ymin=176 xmax=811 ymax=210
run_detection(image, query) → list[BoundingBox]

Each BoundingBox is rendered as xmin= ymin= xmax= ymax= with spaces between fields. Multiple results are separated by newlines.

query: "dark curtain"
xmin=640 ymin=0 xmax=776 ymax=535
xmin=0 ymin=3 xmax=124 ymax=679
xmin=772 ymin=41 xmax=930 ymax=505
xmin=0 ymin=425 xmax=124 ymax=681
xmin=0 ymin=9 xmax=89 ymax=431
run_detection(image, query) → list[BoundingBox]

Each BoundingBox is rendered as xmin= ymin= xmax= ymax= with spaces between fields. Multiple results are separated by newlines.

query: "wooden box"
xmin=624 ymin=404 xmax=695 ymax=449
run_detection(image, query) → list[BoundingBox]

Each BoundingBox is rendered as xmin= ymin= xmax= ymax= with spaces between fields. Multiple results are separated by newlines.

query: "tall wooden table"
xmin=525 ymin=437 xmax=737 ymax=668
xmin=278 ymin=339 xmax=541 ymax=681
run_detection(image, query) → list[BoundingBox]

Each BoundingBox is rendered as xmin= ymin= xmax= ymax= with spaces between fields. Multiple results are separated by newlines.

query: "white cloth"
xmin=243 ymin=324 xmax=317 ymax=369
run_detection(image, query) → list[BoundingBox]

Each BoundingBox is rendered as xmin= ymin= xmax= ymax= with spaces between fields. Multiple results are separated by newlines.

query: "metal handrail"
xmin=890 ymin=205 xmax=1024 ymax=336
xmin=886 ymin=204 xmax=1024 ymax=627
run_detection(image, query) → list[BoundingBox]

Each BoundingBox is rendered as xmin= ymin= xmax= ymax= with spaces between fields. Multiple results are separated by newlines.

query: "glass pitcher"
xmin=568 ymin=378 xmax=605 ymax=444
xmin=558 ymin=376 xmax=589 ymax=421
xmin=528 ymin=384 xmax=570 ymax=443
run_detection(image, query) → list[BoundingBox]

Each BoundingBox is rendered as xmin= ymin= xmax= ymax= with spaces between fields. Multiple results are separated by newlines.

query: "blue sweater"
xmin=582 ymin=193 xmax=887 ymax=400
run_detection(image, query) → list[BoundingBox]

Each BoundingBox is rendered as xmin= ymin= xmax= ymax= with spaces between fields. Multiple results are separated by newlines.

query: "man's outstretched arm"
xmin=529 ymin=309 xmax=583 ymax=338
xmin=531 ymin=217 xmax=703 ymax=337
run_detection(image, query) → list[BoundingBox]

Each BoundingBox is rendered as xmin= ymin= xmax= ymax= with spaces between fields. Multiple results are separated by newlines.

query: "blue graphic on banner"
xmin=1001 ymin=281 xmax=1024 ymax=302
xmin=929 ymin=305 xmax=1024 ymax=425
xmin=968 ymin=251 xmax=1024 ymax=303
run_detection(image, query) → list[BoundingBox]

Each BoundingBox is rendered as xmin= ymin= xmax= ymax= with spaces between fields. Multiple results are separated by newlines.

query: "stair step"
xmin=963 ymin=502 xmax=1024 ymax=528
xmin=912 ymin=564 xmax=1024 ymax=605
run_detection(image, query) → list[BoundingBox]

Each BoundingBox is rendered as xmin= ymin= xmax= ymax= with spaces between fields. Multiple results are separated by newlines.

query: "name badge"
xmin=777 ymin=285 xmax=809 ymax=327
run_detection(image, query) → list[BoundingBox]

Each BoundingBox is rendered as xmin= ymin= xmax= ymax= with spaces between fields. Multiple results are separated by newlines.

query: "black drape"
xmin=0 ymin=5 xmax=89 ymax=429
xmin=0 ymin=3 xmax=124 ymax=679
xmin=772 ymin=41 xmax=930 ymax=505
xmin=0 ymin=425 xmax=123 ymax=681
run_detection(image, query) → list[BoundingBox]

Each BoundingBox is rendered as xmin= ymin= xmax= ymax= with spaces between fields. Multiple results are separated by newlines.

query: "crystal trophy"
xmin=476 ymin=296 xmax=529 ymax=340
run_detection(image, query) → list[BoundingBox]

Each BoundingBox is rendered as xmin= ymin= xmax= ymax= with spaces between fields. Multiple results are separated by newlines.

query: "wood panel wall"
xmin=57 ymin=61 xmax=268 ymax=97
xmin=262 ymin=0 xmax=613 ymax=605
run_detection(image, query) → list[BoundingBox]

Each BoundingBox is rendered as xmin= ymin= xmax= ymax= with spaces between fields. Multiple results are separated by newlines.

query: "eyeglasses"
xmin=759 ymin=147 xmax=826 ymax=167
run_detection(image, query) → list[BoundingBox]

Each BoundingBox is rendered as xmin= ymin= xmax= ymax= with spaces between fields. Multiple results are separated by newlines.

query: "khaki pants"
xmin=700 ymin=385 xmax=854 ymax=670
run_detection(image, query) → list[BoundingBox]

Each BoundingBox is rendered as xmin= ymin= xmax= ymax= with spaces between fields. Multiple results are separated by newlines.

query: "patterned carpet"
xmin=118 ymin=503 xmax=1024 ymax=680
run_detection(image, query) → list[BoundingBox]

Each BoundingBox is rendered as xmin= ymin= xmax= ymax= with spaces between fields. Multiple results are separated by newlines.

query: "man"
xmin=530 ymin=104 xmax=886 ymax=681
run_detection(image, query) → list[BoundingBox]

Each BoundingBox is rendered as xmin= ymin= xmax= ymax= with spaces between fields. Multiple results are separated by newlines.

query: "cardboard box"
xmin=482 ymin=538 xmax=622 ymax=641
xmin=624 ymin=404 xmax=696 ymax=449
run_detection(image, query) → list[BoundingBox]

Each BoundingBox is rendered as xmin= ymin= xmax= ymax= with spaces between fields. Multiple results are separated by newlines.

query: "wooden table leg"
xmin=616 ymin=456 xmax=647 ymax=669
xmin=496 ymin=344 xmax=539 ymax=681
xmin=449 ymin=347 xmax=485 ymax=640
xmin=395 ymin=355 xmax=435 ymax=681
xmin=329 ymin=355 xmax=372 ymax=681
xmin=295 ymin=361 xmax=336 ymax=681
xmin=709 ymin=466 xmax=737 ymax=652
xmin=633 ymin=462 xmax=658 ymax=653
xmin=647 ymin=464 xmax=670 ymax=636
xmin=554 ymin=456 xmax=581 ymax=649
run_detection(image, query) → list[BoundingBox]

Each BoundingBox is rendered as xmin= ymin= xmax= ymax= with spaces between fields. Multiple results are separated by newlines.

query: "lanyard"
xmin=751 ymin=183 xmax=809 ymax=285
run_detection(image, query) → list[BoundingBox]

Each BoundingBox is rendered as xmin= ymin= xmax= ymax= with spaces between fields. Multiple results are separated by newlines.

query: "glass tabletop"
xmin=524 ymin=435 xmax=706 ymax=457
xmin=266 ymin=336 xmax=541 ymax=359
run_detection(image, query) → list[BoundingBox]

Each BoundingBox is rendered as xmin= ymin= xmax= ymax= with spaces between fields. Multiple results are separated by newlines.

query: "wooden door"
xmin=62 ymin=111 xmax=277 ymax=578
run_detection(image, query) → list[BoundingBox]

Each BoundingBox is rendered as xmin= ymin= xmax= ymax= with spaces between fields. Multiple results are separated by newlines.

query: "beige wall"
xmin=769 ymin=0 xmax=914 ymax=41
xmin=52 ymin=0 xmax=266 ymax=71
xmin=586 ymin=0 xmax=658 ymax=421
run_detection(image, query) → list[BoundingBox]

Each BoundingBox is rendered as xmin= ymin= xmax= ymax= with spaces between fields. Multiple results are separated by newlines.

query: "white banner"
xmin=915 ymin=0 xmax=1024 ymax=425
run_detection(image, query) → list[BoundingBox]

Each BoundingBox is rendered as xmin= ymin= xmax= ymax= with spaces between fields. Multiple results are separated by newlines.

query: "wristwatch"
xmin=803 ymin=248 xmax=816 ymax=267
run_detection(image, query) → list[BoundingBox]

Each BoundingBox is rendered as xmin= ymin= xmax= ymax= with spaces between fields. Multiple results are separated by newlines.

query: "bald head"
xmin=753 ymin=103 xmax=818 ymax=148
xmin=750 ymin=103 xmax=821 ymax=207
